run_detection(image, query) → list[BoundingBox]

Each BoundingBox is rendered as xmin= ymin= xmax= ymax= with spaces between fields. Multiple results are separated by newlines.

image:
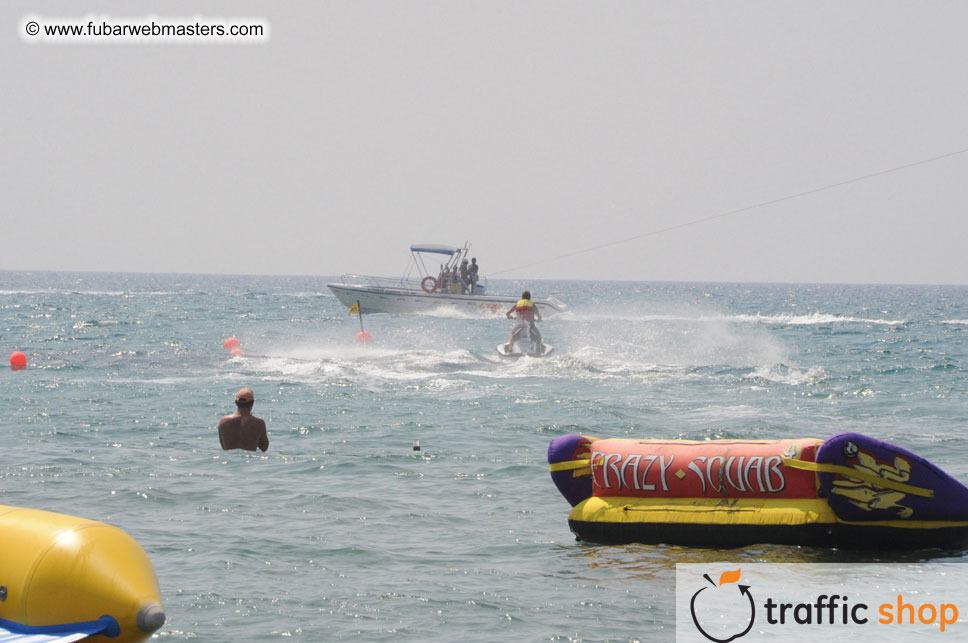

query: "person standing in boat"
xmin=468 ymin=257 xmax=480 ymax=294
xmin=506 ymin=290 xmax=542 ymax=350
xmin=439 ymin=266 xmax=452 ymax=292
xmin=458 ymin=259 xmax=470 ymax=294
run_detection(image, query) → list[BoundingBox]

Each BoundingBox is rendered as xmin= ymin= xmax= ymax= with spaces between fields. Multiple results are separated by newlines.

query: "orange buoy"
xmin=10 ymin=351 xmax=27 ymax=370
xmin=223 ymin=337 xmax=241 ymax=350
xmin=356 ymin=331 xmax=372 ymax=343
xmin=230 ymin=348 xmax=244 ymax=355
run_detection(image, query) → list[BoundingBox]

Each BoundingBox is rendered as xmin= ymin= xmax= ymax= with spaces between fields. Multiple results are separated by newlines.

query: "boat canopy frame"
xmin=405 ymin=242 xmax=472 ymax=283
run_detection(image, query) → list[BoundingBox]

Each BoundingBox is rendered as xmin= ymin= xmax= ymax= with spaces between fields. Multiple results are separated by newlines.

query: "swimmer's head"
xmin=235 ymin=388 xmax=254 ymax=407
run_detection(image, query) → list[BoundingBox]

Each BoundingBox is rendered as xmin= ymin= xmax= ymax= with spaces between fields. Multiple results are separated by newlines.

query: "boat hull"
xmin=328 ymin=283 xmax=567 ymax=317
xmin=497 ymin=342 xmax=554 ymax=358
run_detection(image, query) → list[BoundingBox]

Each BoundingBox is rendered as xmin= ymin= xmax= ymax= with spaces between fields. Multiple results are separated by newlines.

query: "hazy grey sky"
xmin=4 ymin=1 xmax=967 ymax=284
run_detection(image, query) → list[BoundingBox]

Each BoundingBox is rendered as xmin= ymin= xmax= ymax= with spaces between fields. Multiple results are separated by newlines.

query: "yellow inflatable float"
xmin=0 ymin=505 xmax=165 ymax=642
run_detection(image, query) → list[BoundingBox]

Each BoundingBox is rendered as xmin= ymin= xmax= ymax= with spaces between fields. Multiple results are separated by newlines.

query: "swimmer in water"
xmin=218 ymin=387 xmax=269 ymax=452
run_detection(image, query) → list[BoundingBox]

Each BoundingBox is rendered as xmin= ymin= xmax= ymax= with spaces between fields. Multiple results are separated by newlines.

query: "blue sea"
xmin=2 ymin=272 xmax=968 ymax=641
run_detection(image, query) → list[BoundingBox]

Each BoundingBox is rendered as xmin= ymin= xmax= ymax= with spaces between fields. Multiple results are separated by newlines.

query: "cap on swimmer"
xmin=235 ymin=388 xmax=254 ymax=404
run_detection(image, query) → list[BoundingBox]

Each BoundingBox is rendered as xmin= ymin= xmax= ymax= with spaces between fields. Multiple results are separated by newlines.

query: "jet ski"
xmin=496 ymin=324 xmax=554 ymax=358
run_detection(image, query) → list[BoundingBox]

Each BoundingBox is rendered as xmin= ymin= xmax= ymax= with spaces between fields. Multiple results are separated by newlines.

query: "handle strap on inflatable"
xmin=549 ymin=459 xmax=591 ymax=472
xmin=782 ymin=458 xmax=934 ymax=498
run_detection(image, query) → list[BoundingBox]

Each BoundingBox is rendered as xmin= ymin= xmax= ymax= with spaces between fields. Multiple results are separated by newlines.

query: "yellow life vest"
xmin=515 ymin=299 xmax=535 ymax=321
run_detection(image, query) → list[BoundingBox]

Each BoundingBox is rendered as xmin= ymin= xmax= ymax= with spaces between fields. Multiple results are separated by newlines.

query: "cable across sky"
xmin=491 ymin=146 xmax=968 ymax=277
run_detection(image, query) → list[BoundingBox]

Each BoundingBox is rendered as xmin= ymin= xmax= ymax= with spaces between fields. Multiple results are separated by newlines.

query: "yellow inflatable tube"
xmin=0 ymin=504 xmax=165 ymax=642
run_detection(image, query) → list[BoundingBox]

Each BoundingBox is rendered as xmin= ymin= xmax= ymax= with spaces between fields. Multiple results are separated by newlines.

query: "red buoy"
xmin=10 ymin=351 xmax=27 ymax=370
xmin=230 ymin=348 xmax=244 ymax=355
xmin=356 ymin=331 xmax=372 ymax=343
xmin=223 ymin=337 xmax=241 ymax=350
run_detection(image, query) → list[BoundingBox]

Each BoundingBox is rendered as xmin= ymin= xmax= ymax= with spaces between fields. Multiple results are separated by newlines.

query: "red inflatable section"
xmin=589 ymin=438 xmax=821 ymax=500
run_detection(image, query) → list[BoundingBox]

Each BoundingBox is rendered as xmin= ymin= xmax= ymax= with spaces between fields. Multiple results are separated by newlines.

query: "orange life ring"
xmin=421 ymin=276 xmax=438 ymax=293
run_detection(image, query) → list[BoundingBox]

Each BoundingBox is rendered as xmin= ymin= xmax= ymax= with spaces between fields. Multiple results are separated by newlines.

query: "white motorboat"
xmin=327 ymin=243 xmax=568 ymax=317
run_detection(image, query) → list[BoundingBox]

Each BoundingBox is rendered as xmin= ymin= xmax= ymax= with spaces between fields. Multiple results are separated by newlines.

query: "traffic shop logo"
xmin=689 ymin=569 xmax=755 ymax=642
xmin=684 ymin=565 xmax=960 ymax=640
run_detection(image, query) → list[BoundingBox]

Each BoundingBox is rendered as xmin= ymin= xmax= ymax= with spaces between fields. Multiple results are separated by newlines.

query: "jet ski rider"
xmin=506 ymin=290 xmax=543 ymax=351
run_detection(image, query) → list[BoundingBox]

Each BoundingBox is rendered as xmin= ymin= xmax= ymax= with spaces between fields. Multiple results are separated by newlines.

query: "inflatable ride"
xmin=0 ymin=505 xmax=165 ymax=642
xmin=548 ymin=432 xmax=968 ymax=549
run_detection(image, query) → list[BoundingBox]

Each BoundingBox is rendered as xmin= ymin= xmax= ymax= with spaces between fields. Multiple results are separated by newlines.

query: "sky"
xmin=3 ymin=1 xmax=968 ymax=284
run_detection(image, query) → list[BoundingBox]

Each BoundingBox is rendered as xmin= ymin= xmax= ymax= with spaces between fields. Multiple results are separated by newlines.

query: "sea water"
xmin=1 ymin=272 xmax=967 ymax=641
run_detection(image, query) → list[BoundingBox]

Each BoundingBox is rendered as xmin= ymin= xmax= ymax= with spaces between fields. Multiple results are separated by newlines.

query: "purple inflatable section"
xmin=548 ymin=434 xmax=594 ymax=507
xmin=816 ymin=432 xmax=968 ymax=523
